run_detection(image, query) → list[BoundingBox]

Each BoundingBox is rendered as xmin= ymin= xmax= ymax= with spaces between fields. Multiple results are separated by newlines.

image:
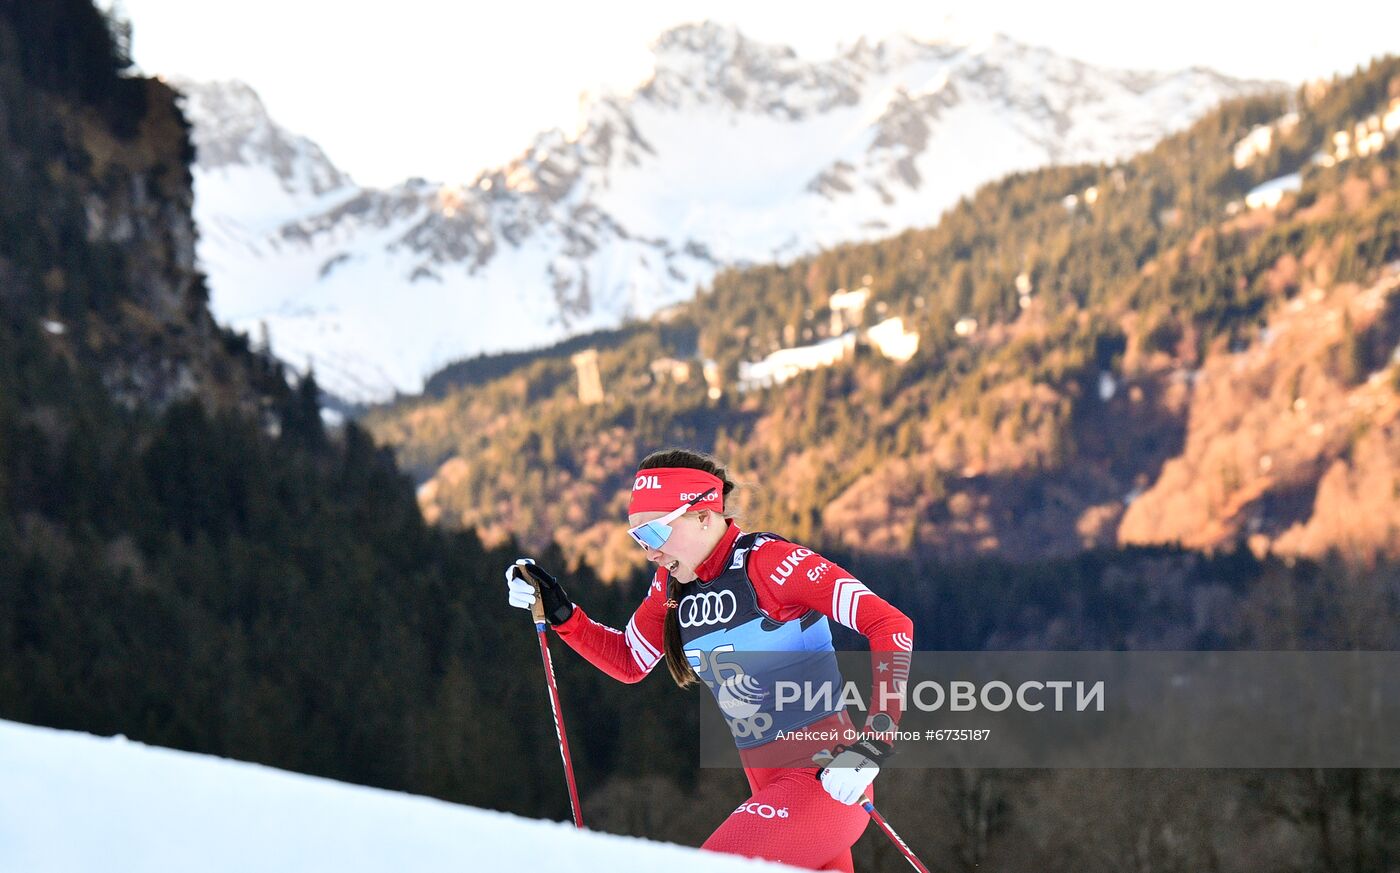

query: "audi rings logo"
xmin=679 ymin=590 xmax=738 ymax=627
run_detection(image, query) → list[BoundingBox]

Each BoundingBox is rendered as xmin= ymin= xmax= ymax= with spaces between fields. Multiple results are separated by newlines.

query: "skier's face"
xmin=627 ymin=509 xmax=717 ymax=583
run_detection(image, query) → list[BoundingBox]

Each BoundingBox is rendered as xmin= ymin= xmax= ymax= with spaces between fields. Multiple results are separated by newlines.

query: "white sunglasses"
xmin=627 ymin=488 xmax=716 ymax=550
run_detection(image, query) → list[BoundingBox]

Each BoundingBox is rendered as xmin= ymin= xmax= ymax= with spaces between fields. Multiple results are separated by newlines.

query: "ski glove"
xmin=505 ymin=558 xmax=574 ymax=626
xmin=817 ymin=736 xmax=894 ymax=806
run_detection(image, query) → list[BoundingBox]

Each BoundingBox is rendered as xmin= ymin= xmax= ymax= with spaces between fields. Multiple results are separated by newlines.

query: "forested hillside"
xmin=0 ymin=0 xmax=692 ymax=818
xmin=371 ymin=57 xmax=1400 ymax=582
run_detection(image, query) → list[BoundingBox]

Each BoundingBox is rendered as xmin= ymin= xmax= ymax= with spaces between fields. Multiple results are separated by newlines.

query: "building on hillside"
xmin=865 ymin=316 xmax=920 ymax=362
xmin=1245 ymin=173 xmax=1302 ymax=210
xmin=828 ymin=286 xmax=871 ymax=335
xmin=737 ymin=333 xmax=857 ymax=392
xmin=729 ymin=313 xmax=922 ymax=394
xmin=649 ymin=357 xmax=692 ymax=384
xmin=571 ymin=349 xmax=604 ymax=404
xmin=702 ymin=359 xmax=723 ymax=400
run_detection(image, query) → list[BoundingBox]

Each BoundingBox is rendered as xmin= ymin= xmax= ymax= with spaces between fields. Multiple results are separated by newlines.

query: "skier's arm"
xmin=749 ymin=542 xmax=914 ymax=732
xmin=551 ymin=572 xmax=668 ymax=684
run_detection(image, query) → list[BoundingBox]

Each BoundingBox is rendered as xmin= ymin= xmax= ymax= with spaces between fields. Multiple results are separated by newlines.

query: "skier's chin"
xmin=670 ymin=564 xmax=697 ymax=584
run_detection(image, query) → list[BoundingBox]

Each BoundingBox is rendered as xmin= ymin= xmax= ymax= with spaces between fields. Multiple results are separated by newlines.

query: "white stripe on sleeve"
xmin=831 ymin=578 xmax=872 ymax=630
xmin=626 ymin=615 xmax=661 ymax=671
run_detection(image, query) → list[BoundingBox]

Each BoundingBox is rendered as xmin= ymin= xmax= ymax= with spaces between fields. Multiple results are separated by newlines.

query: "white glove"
xmin=505 ymin=558 xmax=575 ymax=625
xmin=817 ymin=737 xmax=892 ymax=805
xmin=505 ymin=558 xmax=539 ymax=610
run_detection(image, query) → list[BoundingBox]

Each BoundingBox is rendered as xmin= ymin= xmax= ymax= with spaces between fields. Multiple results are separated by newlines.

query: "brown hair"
xmin=637 ymin=447 xmax=736 ymax=688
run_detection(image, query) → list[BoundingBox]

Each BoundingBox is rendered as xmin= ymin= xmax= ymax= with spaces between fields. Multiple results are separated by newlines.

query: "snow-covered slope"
xmin=0 ymin=719 xmax=797 ymax=872
xmin=178 ymin=23 xmax=1277 ymax=402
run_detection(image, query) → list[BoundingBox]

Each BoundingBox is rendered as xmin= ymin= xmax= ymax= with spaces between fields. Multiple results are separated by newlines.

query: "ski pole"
xmin=520 ymin=563 xmax=584 ymax=829
xmin=814 ymin=751 xmax=932 ymax=873
xmin=860 ymin=798 xmax=931 ymax=873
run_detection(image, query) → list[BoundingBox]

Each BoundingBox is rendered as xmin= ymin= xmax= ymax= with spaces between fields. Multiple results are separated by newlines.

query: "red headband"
xmin=628 ymin=467 xmax=725 ymax=515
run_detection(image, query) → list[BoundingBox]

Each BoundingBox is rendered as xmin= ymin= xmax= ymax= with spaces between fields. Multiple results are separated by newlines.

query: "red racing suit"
xmin=552 ymin=519 xmax=915 ymax=872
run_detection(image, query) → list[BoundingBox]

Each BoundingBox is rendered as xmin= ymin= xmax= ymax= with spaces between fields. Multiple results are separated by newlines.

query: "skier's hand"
xmin=505 ymin=558 xmax=574 ymax=626
xmin=817 ymin=736 xmax=893 ymax=805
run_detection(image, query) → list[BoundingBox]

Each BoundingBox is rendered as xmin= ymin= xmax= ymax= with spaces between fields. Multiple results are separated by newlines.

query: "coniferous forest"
xmin=372 ymin=51 xmax=1400 ymax=584
xmin=2 ymin=3 xmax=1400 ymax=871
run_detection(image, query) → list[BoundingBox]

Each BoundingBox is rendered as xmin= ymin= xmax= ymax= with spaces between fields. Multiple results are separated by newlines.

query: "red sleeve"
xmin=748 ymin=541 xmax=914 ymax=731
xmin=551 ymin=570 xmax=668 ymax=684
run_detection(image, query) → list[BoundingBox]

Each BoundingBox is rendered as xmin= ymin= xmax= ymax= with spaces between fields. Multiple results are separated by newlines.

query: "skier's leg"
xmin=701 ymin=768 xmax=868 ymax=872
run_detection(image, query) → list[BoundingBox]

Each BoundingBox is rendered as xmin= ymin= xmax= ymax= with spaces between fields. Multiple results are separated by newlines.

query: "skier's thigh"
xmin=702 ymin=769 xmax=868 ymax=871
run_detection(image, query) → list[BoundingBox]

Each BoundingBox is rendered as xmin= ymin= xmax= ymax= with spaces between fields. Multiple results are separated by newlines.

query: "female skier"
xmin=505 ymin=448 xmax=915 ymax=872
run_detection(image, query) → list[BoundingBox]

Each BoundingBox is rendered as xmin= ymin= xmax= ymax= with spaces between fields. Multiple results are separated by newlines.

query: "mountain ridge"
xmin=179 ymin=22 xmax=1276 ymax=402
xmin=364 ymin=56 xmax=1400 ymax=580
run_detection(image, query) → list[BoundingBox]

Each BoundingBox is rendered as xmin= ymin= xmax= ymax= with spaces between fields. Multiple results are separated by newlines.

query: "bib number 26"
xmin=685 ymin=644 xmax=773 ymax=740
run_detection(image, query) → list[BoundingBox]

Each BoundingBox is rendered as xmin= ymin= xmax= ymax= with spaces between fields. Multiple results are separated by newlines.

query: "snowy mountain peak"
xmin=652 ymin=20 xmax=768 ymax=62
xmin=182 ymin=27 xmax=1279 ymax=402
xmin=173 ymin=79 xmax=351 ymax=194
xmin=642 ymin=22 xmax=858 ymax=117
